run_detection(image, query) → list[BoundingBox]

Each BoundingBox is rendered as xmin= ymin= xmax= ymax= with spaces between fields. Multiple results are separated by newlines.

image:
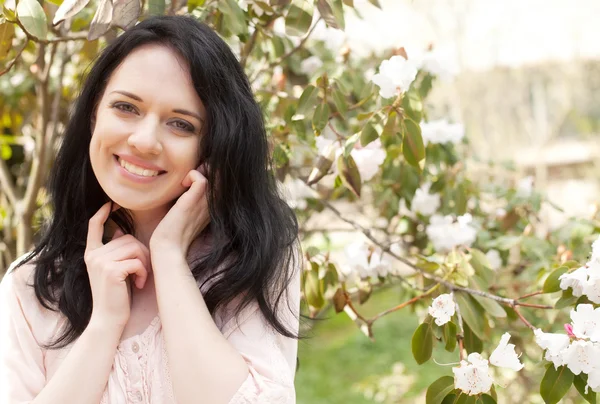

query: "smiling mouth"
xmin=114 ymin=155 xmax=167 ymax=177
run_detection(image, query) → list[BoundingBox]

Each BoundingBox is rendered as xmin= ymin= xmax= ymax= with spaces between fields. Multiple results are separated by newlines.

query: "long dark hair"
xmin=13 ymin=15 xmax=302 ymax=349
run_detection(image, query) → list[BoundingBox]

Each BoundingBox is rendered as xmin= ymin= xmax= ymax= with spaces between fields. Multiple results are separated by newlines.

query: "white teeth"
xmin=118 ymin=157 xmax=160 ymax=177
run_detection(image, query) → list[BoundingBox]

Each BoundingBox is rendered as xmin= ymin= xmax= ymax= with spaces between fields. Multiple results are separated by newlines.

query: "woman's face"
xmin=90 ymin=44 xmax=206 ymax=214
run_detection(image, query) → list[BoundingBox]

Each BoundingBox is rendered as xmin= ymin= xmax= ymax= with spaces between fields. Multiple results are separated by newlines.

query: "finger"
xmin=118 ymin=259 xmax=148 ymax=289
xmin=86 ymin=202 xmax=115 ymax=251
xmin=182 ymin=168 xmax=204 ymax=188
xmin=105 ymin=239 xmax=151 ymax=270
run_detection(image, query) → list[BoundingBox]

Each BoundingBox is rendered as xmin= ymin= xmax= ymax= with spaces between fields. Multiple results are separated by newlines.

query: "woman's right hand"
xmin=84 ymin=201 xmax=150 ymax=329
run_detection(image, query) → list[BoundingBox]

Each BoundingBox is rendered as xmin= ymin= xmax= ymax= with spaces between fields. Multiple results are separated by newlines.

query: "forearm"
xmin=152 ymin=251 xmax=249 ymax=404
xmin=32 ymin=319 xmax=121 ymax=404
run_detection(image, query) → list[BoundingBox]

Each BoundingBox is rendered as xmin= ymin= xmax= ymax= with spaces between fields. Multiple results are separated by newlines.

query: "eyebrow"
xmin=110 ymin=90 xmax=204 ymax=122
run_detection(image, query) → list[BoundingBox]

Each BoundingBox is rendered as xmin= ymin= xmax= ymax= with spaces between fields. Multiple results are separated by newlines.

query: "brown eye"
xmin=171 ymin=120 xmax=195 ymax=133
xmin=112 ymin=102 xmax=137 ymax=113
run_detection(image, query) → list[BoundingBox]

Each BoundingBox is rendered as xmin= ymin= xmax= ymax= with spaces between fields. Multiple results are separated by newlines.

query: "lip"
xmin=114 ymin=155 xmax=166 ymax=184
xmin=114 ymin=154 xmax=166 ymax=172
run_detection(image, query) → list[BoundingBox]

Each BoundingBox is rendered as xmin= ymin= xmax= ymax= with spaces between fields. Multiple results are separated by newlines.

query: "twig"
xmin=14 ymin=18 xmax=89 ymax=44
xmin=513 ymin=306 xmax=535 ymax=330
xmin=453 ymin=293 xmax=465 ymax=361
xmin=517 ymin=290 xmax=544 ymax=300
xmin=0 ymin=43 xmax=27 ymax=76
xmin=252 ymin=17 xmax=322 ymax=81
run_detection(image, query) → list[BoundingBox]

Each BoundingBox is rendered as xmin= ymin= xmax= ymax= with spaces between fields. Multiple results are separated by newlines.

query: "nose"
xmin=127 ymin=117 xmax=163 ymax=155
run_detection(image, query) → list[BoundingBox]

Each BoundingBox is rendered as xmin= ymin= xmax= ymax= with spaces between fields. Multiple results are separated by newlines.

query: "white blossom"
xmin=339 ymin=241 xmax=395 ymax=281
xmin=452 ymin=353 xmax=494 ymax=396
xmin=315 ymin=132 xmax=385 ymax=182
xmin=300 ymin=56 xmax=323 ymax=76
xmin=489 ymin=333 xmax=524 ymax=371
xmin=562 ymin=340 xmax=600 ymax=376
xmin=560 ymin=264 xmax=593 ymax=297
xmin=559 ymin=236 xmax=600 ymax=304
xmin=351 ymin=139 xmax=387 ymax=182
xmin=570 ymin=304 xmax=600 ymax=342
xmin=485 ymin=249 xmax=502 ymax=271
xmin=411 ymin=183 xmax=441 ymax=216
xmin=426 ymin=214 xmax=477 ymax=252
xmin=587 ymin=368 xmax=600 ymax=393
xmin=428 ymin=293 xmax=455 ymax=326
xmin=420 ymin=120 xmax=465 ymax=145
xmin=534 ymin=329 xmax=570 ymax=368
xmin=516 ymin=176 xmax=534 ymax=198
xmin=371 ymin=56 xmax=418 ymax=99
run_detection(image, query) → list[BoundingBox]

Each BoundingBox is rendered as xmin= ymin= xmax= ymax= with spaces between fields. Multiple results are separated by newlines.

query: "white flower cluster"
xmin=411 ymin=183 xmax=441 ymax=216
xmin=428 ymin=293 xmax=455 ymax=326
xmin=300 ymin=56 xmax=323 ymax=76
xmin=316 ymin=132 xmax=387 ymax=183
xmin=428 ymin=295 xmax=523 ymax=394
xmin=420 ymin=120 xmax=465 ymax=145
xmin=339 ymin=240 xmax=403 ymax=281
xmin=559 ymin=236 xmax=600 ymax=303
xmin=453 ymin=334 xmax=523 ymax=395
xmin=371 ymin=56 xmax=418 ymax=99
xmin=425 ymin=214 xmax=477 ymax=252
xmin=535 ymin=304 xmax=600 ymax=392
xmin=281 ymin=177 xmax=317 ymax=210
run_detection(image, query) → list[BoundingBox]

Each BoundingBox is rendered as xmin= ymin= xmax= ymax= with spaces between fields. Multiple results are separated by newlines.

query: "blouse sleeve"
xmin=0 ymin=256 xmax=46 ymax=404
xmin=218 ymin=266 xmax=301 ymax=404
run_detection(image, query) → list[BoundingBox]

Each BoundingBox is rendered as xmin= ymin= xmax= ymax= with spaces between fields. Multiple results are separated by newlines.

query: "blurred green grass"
xmin=295 ymin=285 xmax=456 ymax=404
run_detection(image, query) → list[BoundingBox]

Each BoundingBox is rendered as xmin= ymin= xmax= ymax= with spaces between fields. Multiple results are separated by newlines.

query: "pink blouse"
xmin=0 ymin=254 xmax=300 ymax=404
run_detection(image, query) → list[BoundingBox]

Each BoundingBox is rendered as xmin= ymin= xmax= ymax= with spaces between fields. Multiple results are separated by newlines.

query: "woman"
xmin=0 ymin=15 xmax=301 ymax=404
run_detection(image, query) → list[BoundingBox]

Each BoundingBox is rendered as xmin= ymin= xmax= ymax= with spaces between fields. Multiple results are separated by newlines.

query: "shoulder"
xmin=1 ymin=252 xmax=37 ymax=299
xmin=1 ymin=253 xmax=65 ymax=345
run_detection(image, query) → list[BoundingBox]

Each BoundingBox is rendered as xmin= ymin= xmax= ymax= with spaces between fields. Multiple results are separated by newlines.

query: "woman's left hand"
xmin=149 ymin=166 xmax=210 ymax=258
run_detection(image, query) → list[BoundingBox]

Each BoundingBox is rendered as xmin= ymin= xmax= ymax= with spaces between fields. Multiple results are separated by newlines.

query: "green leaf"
xmin=402 ymin=118 xmax=425 ymax=168
xmin=543 ymin=266 xmax=568 ymax=293
xmin=477 ymin=395 xmax=496 ymax=404
xmin=411 ymin=322 xmax=433 ymax=365
xmin=574 ymin=373 xmax=597 ymax=404
xmin=342 ymin=0 xmax=354 ymax=6
xmin=555 ymin=288 xmax=578 ymax=309
xmin=469 ymin=248 xmax=496 ymax=287
xmin=304 ymin=263 xmax=324 ymax=309
xmin=329 ymin=0 xmax=345 ymax=30
xmin=0 ymin=21 xmax=15 ymax=59
xmin=111 ymin=0 xmax=140 ymax=30
xmin=343 ymin=132 xmax=359 ymax=157
xmin=336 ymin=154 xmax=361 ymax=197
xmin=16 ymin=0 xmax=48 ymax=39
xmin=443 ymin=321 xmax=457 ymax=352
xmin=367 ymin=0 xmax=381 ymax=8
xmin=471 ymin=294 xmax=506 ymax=318
xmin=332 ymin=86 xmax=348 ymax=116
xmin=187 ymin=0 xmax=205 ymax=13
xmin=455 ymin=393 xmax=478 ymax=404
xmin=540 ymin=365 xmax=574 ymax=404
xmin=316 ymin=0 xmax=344 ymax=30
xmin=87 ymin=0 xmax=113 ymax=41
xmin=454 ymin=292 xmax=486 ymax=340
xmin=218 ymin=0 xmax=248 ymax=36
xmin=402 ymin=90 xmax=423 ymax=122
xmin=426 ymin=376 xmax=455 ymax=404
xmin=312 ymin=103 xmax=330 ymax=134
xmin=52 ymin=0 xmax=92 ymax=26
xmin=360 ymin=122 xmax=378 ymax=147
xmin=148 ymin=0 xmax=165 ymax=15
xmin=285 ymin=1 xmax=313 ymax=36
xmin=296 ymin=85 xmax=319 ymax=116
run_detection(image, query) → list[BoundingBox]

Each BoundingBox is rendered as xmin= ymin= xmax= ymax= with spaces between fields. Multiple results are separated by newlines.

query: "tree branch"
xmin=0 ymin=43 xmax=27 ymax=76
